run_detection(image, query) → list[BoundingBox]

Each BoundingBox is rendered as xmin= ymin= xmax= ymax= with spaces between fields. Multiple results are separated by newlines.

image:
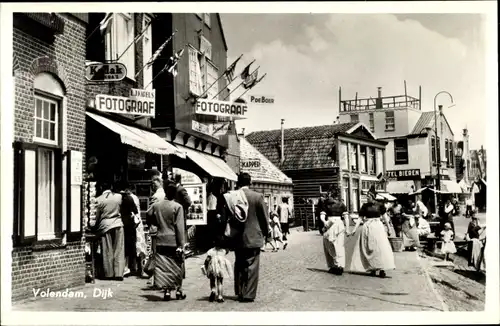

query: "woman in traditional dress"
xmin=345 ymin=187 xmax=395 ymax=278
xmin=147 ymin=181 xmax=187 ymax=301
xmin=465 ymin=213 xmax=486 ymax=271
xmin=320 ymin=195 xmax=349 ymax=275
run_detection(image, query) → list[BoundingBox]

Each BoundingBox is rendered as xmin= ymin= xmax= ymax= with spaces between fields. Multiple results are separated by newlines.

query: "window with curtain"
xmin=200 ymin=35 xmax=212 ymax=61
xmin=351 ymin=178 xmax=359 ymax=212
xmin=385 ymin=111 xmax=395 ymax=131
xmin=340 ymin=142 xmax=348 ymax=170
xmin=394 ymin=138 xmax=409 ymax=165
xmin=375 ymin=149 xmax=384 ymax=175
xmin=369 ymin=113 xmax=375 ymax=132
xmin=105 ymin=13 xmax=135 ymax=80
xmin=350 ymin=144 xmax=358 ymax=171
xmin=360 ymin=146 xmax=367 ymax=173
xmin=368 ymin=147 xmax=376 ymax=174
xmin=342 ymin=177 xmax=350 ymax=210
xmin=142 ymin=15 xmax=153 ymax=89
xmin=188 ymin=47 xmax=203 ymax=95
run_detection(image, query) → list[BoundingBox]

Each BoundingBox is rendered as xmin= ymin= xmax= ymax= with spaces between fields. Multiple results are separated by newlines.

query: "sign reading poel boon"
xmin=95 ymin=88 xmax=155 ymax=117
xmin=241 ymin=158 xmax=261 ymax=170
xmin=249 ymin=95 xmax=275 ymax=104
xmin=85 ymin=62 xmax=127 ymax=82
xmin=195 ymin=99 xmax=248 ymax=120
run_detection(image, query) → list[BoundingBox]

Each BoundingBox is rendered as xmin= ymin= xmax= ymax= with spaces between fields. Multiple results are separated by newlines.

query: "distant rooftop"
xmin=339 ymin=86 xmax=422 ymax=113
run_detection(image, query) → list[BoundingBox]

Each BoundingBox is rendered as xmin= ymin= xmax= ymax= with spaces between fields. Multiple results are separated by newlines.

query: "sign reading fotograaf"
xmin=195 ymin=98 xmax=248 ymax=120
xmin=386 ymin=169 xmax=421 ymax=181
xmin=95 ymin=88 xmax=155 ymax=117
xmin=85 ymin=62 xmax=127 ymax=82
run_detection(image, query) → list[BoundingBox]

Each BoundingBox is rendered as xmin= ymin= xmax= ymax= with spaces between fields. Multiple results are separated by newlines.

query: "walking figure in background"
xmin=271 ymin=212 xmax=287 ymax=251
xmin=120 ymin=183 xmax=139 ymax=277
xmin=320 ymin=194 xmax=348 ymax=275
xmin=203 ymin=241 xmax=233 ymax=303
xmin=277 ymin=197 xmax=292 ymax=243
xmin=440 ymin=222 xmax=456 ymax=261
xmin=261 ymin=214 xmax=276 ymax=252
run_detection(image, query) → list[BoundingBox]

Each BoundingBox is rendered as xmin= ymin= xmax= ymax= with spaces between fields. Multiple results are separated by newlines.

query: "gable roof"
xmin=411 ymin=111 xmax=455 ymax=136
xmin=246 ymin=122 xmax=379 ymax=171
xmin=240 ymin=138 xmax=292 ymax=184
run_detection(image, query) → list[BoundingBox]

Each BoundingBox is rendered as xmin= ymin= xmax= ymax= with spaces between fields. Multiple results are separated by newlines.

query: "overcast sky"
xmin=220 ymin=13 xmax=488 ymax=149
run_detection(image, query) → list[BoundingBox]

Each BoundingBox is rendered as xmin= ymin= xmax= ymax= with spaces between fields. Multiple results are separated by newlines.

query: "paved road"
xmin=454 ymin=212 xmax=486 ymax=240
xmin=13 ymin=230 xmax=443 ymax=312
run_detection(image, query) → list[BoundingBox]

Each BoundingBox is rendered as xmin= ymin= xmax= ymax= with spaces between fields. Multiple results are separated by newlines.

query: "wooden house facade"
xmin=246 ymin=122 xmax=388 ymax=227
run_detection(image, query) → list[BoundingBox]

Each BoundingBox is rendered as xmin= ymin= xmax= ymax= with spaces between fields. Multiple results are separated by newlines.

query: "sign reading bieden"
xmin=386 ymin=169 xmax=421 ymax=181
xmin=195 ymin=99 xmax=248 ymax=120
xmin=95 ymin=88 xmax=155 ymax=117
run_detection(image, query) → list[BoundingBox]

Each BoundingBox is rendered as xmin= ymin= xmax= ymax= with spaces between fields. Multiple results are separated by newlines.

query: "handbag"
xmin=143 ymin=253 xmax=155 ymax=276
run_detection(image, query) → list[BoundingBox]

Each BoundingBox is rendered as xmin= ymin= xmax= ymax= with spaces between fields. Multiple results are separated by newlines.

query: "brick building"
xmin=12 ymin=13 xmax=88 ymax=302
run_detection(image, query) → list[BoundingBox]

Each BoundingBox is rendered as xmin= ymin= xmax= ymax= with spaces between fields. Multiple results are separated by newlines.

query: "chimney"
xmin=241 ymin=128 xmax=245 ymax=138
xmin=376 ymin=87 xmax=383 ymax=109
xmin=281 ymin=119 xmax=285 ymax=165
xmin=438 ymin=104 xmax=443 ymax=114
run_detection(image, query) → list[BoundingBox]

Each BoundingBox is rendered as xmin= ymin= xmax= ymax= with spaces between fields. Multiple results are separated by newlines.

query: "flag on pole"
xmin=99 ymin=13 xmax=113 ymax=35
xmin=240 ymin=61 xmax=254 ymax=80
xmin=243 ymin=69 xmax=259 ymax=89
xmin=165 ymin=48 xmax=185 ymax=77
xmin=225 ymin=55 xmax=242 ymax=83
xmin=145 ymin=30 xmax=177 ymax=69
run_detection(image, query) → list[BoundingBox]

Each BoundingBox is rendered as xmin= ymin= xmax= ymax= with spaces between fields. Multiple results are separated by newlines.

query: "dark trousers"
xmin=234 ymin=248 xmax=261 ymax=300
xmin=124 ymin=223 xmax=137 ymax=272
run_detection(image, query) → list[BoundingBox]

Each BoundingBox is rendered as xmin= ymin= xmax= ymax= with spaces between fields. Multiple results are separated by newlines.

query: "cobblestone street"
xmin=14 ymin=230 xmax=443 ymax=312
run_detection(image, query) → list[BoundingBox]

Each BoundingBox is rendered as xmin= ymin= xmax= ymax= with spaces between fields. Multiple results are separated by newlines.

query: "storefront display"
xmin=185 ymin=183 xmax=207 ymax=226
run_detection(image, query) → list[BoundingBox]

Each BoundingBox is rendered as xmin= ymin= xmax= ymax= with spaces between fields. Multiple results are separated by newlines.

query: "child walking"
xmin=440 ymin=222 xmax=456 ymax=261
xmin=203 ymin=243 xmax=232 ymax=303
xmin=272 ymin=213 xmax=287 ymax=251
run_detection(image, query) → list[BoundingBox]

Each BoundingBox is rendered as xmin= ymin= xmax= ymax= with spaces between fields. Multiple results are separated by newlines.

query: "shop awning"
xmin=360 ymin=175 xmax=381 ymax=182
xmin=386 ymin=180 xmax=415 ymax=194
xmin=439 ymin=180 xmax=463 ymax=194
xmin=180 ymin=146 xmax=238 ymax=181
xmin=376 ymin=192 xmax=397 ymax=201
xmin=86 ymin=112 xmax=185 ymax=158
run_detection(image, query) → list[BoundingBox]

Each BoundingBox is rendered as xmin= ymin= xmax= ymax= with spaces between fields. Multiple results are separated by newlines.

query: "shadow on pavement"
xmin=141 ymin=294 xmax=164 ymax=302
xmin=306 ymin=267 xmax=329 ymax=274
xmin=453 ymin=270 xmax=486 ymax=285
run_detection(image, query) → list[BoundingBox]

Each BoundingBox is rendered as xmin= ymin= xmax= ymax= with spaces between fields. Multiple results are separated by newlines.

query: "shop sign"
xmin=192 ymin=120 xmax=211 ymax=137
xmin=249 ymin=95 xmax=275 ymax=104
xmin=95 ymin=93 xmax=155 ymax=117
xmin=192 ymin=121 xmax=230 ymax=137
xmin=195 ymin=99 xmax=248 ymax=120
xmin=386 ymin=169 xmax=421 ymax=181
xmin=241 ymin=158 xmax=261 ymax=171
xmin=70 ymin=150 xmax=83 ymax=185
xmin=211 ymin=123 xmax=230 ymax=137
xmin=85 ymin=62 xmax=127 ymax=82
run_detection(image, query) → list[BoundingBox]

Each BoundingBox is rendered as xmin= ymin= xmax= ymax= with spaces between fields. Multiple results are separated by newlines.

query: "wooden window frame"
xmin=385 ymin=111 xmax=395 ymax=131
xmin=394 ymin=138 xmax=409 ymax=165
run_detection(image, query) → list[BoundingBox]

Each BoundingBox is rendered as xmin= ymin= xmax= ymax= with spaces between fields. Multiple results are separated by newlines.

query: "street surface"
xmin=13 ymin=230 xmax=443 ymax=312
xmin=454 ymin=212 xmax=486 ymax=240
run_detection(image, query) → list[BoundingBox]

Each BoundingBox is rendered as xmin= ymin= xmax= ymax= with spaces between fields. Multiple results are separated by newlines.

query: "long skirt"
xmin=101 ymin=226 xmax=125 ymax=278
xmin=345 ymin=218 xmax=396 ymax=273
xmin=323 ymin=217 xmax=346 ymax=269
xmin=234 ymin=248 xmax=261 ymax=300
xmin=154 ymin=246 xmax=185 ymax=290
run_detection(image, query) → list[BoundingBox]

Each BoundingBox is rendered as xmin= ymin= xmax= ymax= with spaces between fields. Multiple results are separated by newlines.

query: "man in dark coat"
xmin=233 ymin=173 xmax=270 ymax=302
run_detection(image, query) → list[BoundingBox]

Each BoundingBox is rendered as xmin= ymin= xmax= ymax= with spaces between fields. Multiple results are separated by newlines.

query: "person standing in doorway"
xmin=233 ymin=173 xmax=270 ymax=302
xmin=277 ymin=197 xmax=292 ymax=248
xmin=94 ymin=180 xmax=125 ymax=280
xmin=119 ymin=183 xmax=139 ymax=277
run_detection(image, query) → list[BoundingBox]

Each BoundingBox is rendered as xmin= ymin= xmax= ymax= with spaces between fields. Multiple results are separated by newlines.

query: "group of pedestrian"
xmin=92 ymin=181 xmax=147 ymax=281
xmin=319 ymin=186 xmax=396 ymax=278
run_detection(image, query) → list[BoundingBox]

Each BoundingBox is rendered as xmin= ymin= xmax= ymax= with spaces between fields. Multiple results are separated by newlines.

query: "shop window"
xmin=368 ymin=147 xmax=376 ymax=174
xmin=351 ymin=178 xmax=359 ymax=212
xmin=385 ymin=111 xmax=395 ymax=131
xmin=104 ymin=13 xmax=135 ymax=80
xmin=394 ymin=138 xmax=408 ymax=165
xmin=369 ymin=113 xmax=375 ymax=132
xmin=350 ymin=144 xmax=358 ymax=171
xmin=14 ymin=73 xmax=65 ymax=245
xmin=350 ymin=114 xmax=359 ymax=123
xmin=142 ymin=15 xmax=153 ymax=90
xmin=340 ymin=142 xmax=348 ymax=170
xmin=360 ymin=146 xmax=367 ymax=173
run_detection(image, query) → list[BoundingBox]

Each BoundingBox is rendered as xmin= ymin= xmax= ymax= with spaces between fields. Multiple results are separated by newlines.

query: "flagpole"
xmin=222 ymin=65 xmax=260 ymax=101
xmin=237 ymin=73 xmax=267 ymax=100
xmin=200 ymin=54 xmax=243 ymax=99
xmin=212 ymin=58 xmax=254 ymax=100
xmin=116 ymin=17 xmax=155 ymax=62
xmin=135 ymin=29 xmax=178 ymax=79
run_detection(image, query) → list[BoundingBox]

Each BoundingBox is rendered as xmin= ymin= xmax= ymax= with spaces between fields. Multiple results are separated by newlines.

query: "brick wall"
xmin=12 ymin=13 xmax=87 ymax=302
